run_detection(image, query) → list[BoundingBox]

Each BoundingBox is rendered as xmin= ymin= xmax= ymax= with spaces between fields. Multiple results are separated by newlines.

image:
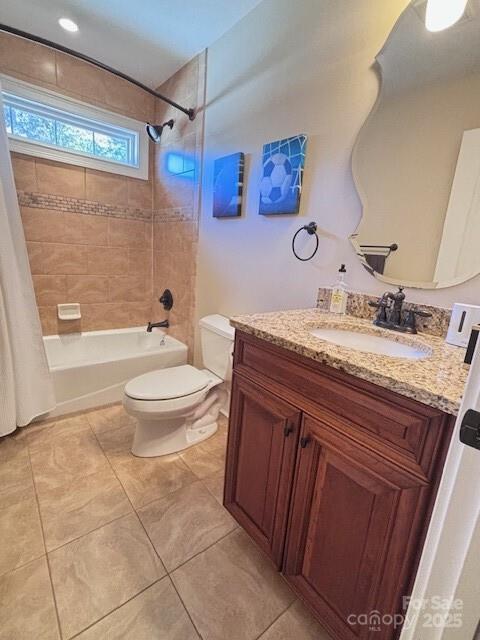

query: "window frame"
xmin=1 ymin=74 xmax=149 ymax=180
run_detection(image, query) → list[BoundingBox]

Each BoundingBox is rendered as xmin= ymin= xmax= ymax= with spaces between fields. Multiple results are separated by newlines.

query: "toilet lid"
xmin=124 ymin=365 xmax=210 ymax=401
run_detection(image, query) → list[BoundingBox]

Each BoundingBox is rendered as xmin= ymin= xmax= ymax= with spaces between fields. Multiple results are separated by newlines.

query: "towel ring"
xmin=292 ymin=221 xmax=319 ymax=261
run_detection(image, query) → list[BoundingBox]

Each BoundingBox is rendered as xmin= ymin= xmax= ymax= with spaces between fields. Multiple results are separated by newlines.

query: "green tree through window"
xmin=2 ymin=92 xmax=137 ymax=167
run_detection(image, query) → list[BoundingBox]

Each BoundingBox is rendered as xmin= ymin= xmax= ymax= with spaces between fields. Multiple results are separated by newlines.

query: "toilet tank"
xmin=199 ymin=314 xmax=235 ymax=380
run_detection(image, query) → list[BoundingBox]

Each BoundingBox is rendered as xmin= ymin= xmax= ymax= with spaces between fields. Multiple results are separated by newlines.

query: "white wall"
xmin=195 ymin=0 xmax=480 ymax=360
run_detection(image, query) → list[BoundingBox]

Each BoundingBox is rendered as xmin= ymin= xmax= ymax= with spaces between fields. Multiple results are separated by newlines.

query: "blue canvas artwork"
xmin=259 ymin=134 xmax=307 ymax=215
xmin=213 ymin=152 xmax=245 ymax=217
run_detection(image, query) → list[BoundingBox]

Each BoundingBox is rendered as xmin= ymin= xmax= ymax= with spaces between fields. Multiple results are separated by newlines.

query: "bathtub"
xmin=44 ymin=327 xmax=188 ymax=418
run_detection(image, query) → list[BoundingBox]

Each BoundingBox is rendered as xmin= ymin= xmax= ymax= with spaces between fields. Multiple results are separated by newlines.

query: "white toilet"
xmin=123 ymin=314 xmax=234 ymax=457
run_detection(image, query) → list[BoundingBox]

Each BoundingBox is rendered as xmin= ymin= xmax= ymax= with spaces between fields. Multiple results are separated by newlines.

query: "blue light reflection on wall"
xmin=165 ymin=151 xmax=196 ymax=179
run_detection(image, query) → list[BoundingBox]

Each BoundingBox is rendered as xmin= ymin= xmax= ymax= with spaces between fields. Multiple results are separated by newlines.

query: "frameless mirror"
xmin=352 ymin=0 xmax=480 ymax=288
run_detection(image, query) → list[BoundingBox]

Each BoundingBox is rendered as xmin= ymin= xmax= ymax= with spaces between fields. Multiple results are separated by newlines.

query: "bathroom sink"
xmin=310 ymin=328 xmax=431 ymax=360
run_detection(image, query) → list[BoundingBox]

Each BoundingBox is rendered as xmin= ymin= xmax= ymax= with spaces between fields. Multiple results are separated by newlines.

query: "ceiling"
xmin=380 ymin=0 xmax=480 ymax=95
xmin=0 ymin=0 xmax=264 ymax=87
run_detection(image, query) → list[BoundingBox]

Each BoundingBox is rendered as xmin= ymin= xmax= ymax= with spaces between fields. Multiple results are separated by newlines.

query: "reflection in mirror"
xmin=352 ymin=0 xmax=480 ymax=289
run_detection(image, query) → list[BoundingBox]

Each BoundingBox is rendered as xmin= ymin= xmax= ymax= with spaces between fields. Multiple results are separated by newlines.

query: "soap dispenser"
xmin=330 ymin=264 xmax=348 ymax=314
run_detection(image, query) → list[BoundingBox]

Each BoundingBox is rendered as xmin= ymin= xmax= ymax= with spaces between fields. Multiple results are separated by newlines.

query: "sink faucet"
xmin=368 ymin=287 xmax=431 ymax=334
xmin=368 ymin=291 xmax=390 ymax=325
xmin=146 ymin=319 xmax=169 ymax=332
xmin=387 ymin=287 xmax=405 ymax=326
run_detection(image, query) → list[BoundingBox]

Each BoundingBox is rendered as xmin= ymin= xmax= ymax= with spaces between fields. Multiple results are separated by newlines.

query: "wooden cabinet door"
xmin=224 ymin=373 xmax=301 ymax=567
xmin=284 ymin=415 xmax=431 ymax=640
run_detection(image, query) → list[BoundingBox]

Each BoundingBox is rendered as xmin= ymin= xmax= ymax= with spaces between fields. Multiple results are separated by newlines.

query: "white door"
xmin=445 ymin=515 xmax=480 ymax=639
xmin=401 ymin=345 xmax=480 ymax=640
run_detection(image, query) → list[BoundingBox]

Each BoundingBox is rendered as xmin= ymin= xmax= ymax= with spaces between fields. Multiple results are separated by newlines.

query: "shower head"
xmin=146 ymin=119 xmax=174 ymax=143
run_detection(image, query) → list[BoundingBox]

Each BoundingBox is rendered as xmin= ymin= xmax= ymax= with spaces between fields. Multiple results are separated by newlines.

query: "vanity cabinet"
xmin=224 ymin=374 xmax=301 ymax=567
xmin=225 ymin=331 xmax=455 ymax=640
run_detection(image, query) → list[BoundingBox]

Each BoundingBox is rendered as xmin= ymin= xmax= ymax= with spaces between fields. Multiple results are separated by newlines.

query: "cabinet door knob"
xmin=284 ymin=423 xmax=294 ymax=437
xmin=300 ymin=436 xmax=311 ymax=449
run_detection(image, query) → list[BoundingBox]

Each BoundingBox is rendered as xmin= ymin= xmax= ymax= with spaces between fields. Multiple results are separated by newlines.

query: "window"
xmin=1 ymin=75 xmax=148 ymax=180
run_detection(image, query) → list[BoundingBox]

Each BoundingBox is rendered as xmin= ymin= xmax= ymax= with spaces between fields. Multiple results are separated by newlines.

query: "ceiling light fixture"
xmin=425 ymin=0 xmax=469 ymax=31
xmin=58 ymin=18 xmax=79 ymax=33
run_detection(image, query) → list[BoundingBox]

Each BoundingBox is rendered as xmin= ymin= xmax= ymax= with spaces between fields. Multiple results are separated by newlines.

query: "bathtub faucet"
xmin=146 ymin=319 xmax=169 ymax=332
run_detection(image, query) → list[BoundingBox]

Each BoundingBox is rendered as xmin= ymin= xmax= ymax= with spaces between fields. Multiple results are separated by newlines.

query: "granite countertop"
xmin=230 ymin=309 xmax=468 ymax=415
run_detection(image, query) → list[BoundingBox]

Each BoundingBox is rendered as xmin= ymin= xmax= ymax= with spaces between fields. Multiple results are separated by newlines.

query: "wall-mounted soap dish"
xmin=57 ymin=303 xmax=81 ymax=321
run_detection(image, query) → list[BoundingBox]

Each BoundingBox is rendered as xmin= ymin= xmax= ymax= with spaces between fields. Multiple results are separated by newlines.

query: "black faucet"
xmin=146 ymin=319 xmax=169 ymax=332
xmin=368 ymin=292 xmax=390 ymax=325
xmin=387 ymin=287 xmax=406 ymax=326
xmin=146 ymin=289 xmax=173 ymax=333
xmin=368 ymin=287 xmax=431 ymax=334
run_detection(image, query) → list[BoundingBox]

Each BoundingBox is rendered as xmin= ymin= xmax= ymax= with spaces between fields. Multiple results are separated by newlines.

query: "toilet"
xmin=123 ymin=314 xmax=234 ymax=457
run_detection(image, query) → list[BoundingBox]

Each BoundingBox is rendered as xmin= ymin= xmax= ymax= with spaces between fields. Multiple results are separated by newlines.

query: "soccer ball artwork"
xmin=259 ymin=134 xmax=307 ymax=215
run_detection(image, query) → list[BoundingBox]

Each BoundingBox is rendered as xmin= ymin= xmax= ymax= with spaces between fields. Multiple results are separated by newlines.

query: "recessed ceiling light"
xmin=58 ymin=18 xmax=78 ymax=33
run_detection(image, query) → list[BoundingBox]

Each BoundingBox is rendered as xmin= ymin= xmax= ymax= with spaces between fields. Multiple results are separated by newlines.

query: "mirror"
xmin=352 ymin=0 xmax=480 ymax=289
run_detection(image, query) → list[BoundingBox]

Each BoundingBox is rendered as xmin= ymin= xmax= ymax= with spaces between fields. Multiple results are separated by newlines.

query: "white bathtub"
xmin=44 ymin=327 xmax=188 ymax=418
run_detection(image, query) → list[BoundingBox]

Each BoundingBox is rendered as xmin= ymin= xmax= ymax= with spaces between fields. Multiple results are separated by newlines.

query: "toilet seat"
xmin=123 ymin=366 xmax=223 ymax=426
xmin=124 ymin=364 xmax=210 ymax=401
xmin=124 ymin=384 xmax=213 ymax=418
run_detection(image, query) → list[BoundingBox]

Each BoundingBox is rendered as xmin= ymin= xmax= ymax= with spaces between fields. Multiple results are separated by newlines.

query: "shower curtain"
xmin=0 ymin=85 xmax=55 ymax=436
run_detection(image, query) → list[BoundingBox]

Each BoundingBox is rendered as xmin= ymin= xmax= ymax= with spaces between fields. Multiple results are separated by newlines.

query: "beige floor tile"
xmin=138 ymin=481 xmax=236 ymax=571
xmin=30 ymin=429 xmax=110 ymax=491
xmin=179 ymin=445 xmax=225 ymax=480
xmin=38 ymin=466 xmax=132 ymax=551
xmin=87 ymin=404 xmax=136 ymax=436
xmin=0 ymin=497 xmax=45 ymax=576
xmin=259 ymin=600 xmax=332 ymax=640
xmin=26 ymin=414 xmax=91 ymax=450
xmin=215 ymin=415 xmax=229 ymax=440
xmin=0 ymin=436 xmax=35 ymax=509
xmin=75 ymin=577 xmax=199 ymax=640
xmin=202 ymin=470 xmax=226 ymax=505
xmin=49 ymin=513 xmax=165 ymax=639
xmin=95 ymin=422 xmax=136 ymax=465
xmin=0 ymin=557 xmax=60 ymax=640
xmin=172 ymin=529 xmax=295 ymax=640
xmin=196 ymin=423 xmax=228 ymax=459
xmin=0 ymin=432 xmax=28 ymax=463
xmin=217 ymin=414 xmax=228 ymax=429
xmin=114 ymin=454 xmax=197 ymax=508
xmin=198 ymin=436 xmax=227 ymax=461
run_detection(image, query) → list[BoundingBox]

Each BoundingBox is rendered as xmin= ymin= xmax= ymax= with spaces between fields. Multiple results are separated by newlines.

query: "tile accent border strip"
xmin=18 ymin=191 xmax=153 ymax=222
xmin=18 ymin=192 xmax=201 ymax=224
xmin=153 ymin=207 xmax=196 ymax=223
xmin=317 ymin=287 xmax=451 ymax=338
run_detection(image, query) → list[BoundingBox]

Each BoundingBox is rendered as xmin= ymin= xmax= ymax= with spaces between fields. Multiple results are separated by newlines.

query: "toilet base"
xmin=131 ymin=417 xmax=218 ymax=457
xmin=125 ymin=378 xmax=226 ymax=458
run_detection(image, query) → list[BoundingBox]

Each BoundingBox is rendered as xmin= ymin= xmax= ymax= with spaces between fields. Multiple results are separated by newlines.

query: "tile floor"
xmin=0 ymin=404 xmax=331 ymax=640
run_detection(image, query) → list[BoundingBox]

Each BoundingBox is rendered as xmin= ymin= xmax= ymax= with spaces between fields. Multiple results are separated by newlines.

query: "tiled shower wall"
xmin=0 ymin=32 xmax=155 ymax=335
xmin=151 ymin=54 xmax=206 ymax=354
xmin=1 ymin=32 xmax=204 ymax=357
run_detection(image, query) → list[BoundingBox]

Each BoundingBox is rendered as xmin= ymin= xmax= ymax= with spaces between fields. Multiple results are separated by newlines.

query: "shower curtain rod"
xmin=0 ymin=23 xmax=196 ymax=121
